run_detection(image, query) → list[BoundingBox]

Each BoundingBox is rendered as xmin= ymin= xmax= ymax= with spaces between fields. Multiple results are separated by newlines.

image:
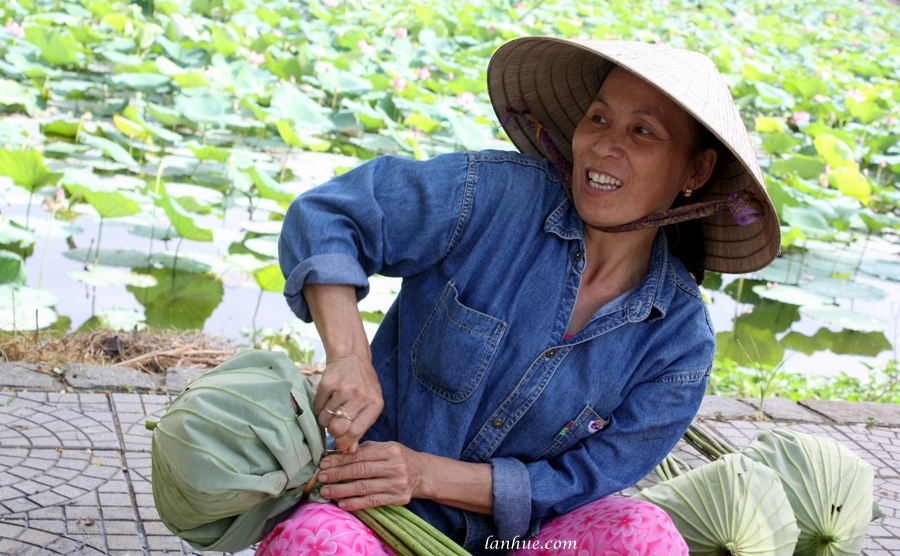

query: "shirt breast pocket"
xmin=536 ymin=405 xmax=608 ymax=460
xmin=411 ymin=282 xmax=507 ymax=403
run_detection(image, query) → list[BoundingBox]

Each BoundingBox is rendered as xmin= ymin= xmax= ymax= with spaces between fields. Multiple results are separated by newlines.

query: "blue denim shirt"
xmin=279 ymin=150 xmax=715 ymax=554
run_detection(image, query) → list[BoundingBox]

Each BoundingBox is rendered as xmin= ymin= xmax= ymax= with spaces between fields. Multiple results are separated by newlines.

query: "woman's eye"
xmin=591 ymin=114 xmax=607 ymax=124
xmin=634 ymin=126 xmax=652 ymax=135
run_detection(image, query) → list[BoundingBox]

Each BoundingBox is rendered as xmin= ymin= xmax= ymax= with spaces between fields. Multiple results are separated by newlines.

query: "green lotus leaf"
xmin=67 ymin=268 xmax=159 ymax=288
xmin=814 ymin=135 xmax=858 ymax=170
xmin=781 ymin=206 xmax=836 ymax=239
xmin=111 ymin=73 xmax=172 ymax=92
xmin=63 ymin=182 xmax=142 ymax=218
xmin=253 ymin=264 xmax=286 ymax=293
xmin=0 ymin=249 xmax=27 ymax=286
xmin=755 ymin=82 xmax=796 ymax=109
xmin=799 ymin=306 xmax=887 ymax=333
xmin=243 ymin=165 xmax=296 ymax=203
xmin=633 ymin=453 xmax=800 ymax=556
xmin=827 ymin=168 xmax=871 ymax=206
xmin=156 ymin=195 xmax=214 ymax=242
xmin=799 ymin=277 xmax=886 ymax=301
xmin=127 ymin=223 xmax=179 ymax=241
xmin=78 ymin=133 xmax=140 ymax=170
xmin=0 ymin=78 xmax=38 ymax=115
xmin=784 ymin=76 xmax=829 ymax=100
xmin=92 ymin=308 xmax=147 ymax=331
xmin=751 ymin=284 xmax=833 ymax=306
xmin=846 ymin=97 xmax=885 ymax=125
xmin=0 ymin=149 xmax=63 ymax=192
xmin=781 ymin=329 xmax=890 ymax=357
xmin=755 ymin=116 xmax=786 ymax=134
xmin=269 ymin=84 xmax=334 ymax=131
xmin=0 ymin=216 xmax=36 ymax=247
xmin=41 ymin=119 xmax=82 ymax=138
xmin=238 ymin=220 xmax=284 ymax=235
xmin=275 ymin=121 xmax=331 ymax=151
xmin=244 ymin=236 xmax=279 ymax=258
xmin=762 ymin=133 xmax=802 ymax=155
xmin=173 ymin=91 xmax=231 ymax=126
xmin=0 ymin=305 xmax=59 ymax=331
xmin=716 ymin=325 xmax=784 ymax=368
xmin=0 ymin=285 xmax=58 ymax=308
xmin=742 ymin=430 xmax=873 ymax=556
xmin=24 ymin=26 xmax=81 ymax=67
xmin=63 ymin=248 xmax=150 ymax=268
xmin=223 ymin=253 xmax=269 ymax=273
xmin=770 ymin=155 xmax=826 ymax=180
xmin=150 ymin=251 xmax=219 ymax=273
xmin=127 ymin=266 xmax=224 ymax=330
xmin=188 ymin=144 xmax=231 ymax=162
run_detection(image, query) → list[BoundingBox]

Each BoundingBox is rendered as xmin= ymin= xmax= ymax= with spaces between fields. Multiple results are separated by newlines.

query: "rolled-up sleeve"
xmin=489 ymin=456 xmax=532 ymax=540
xmin=278 ymin=152 xmax=473 ymax=321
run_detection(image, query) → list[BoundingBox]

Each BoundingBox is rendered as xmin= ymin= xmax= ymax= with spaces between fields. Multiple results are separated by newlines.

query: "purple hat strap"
xmin=503 ymin=105 xmax=765 ymax=231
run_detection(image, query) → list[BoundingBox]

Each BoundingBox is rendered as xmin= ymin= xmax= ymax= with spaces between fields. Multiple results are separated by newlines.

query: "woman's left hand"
xmin=317 ymin=441 xmax=426 ymax=511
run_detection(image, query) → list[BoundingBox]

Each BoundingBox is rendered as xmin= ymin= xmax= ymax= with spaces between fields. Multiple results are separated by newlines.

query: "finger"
xmin=331 ymin=406 xmax=380 ymax=452
xmin=319 ymin=479 xmax=408 ymax=510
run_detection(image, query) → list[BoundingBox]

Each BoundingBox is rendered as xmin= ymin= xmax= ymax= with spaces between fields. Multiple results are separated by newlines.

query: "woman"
xmin=263 ymin=37 xmax=780 ymax=554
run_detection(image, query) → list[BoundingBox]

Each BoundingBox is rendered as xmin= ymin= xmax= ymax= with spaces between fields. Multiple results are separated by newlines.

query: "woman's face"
xmin=570 ymin=67 xmax=715 ymax=230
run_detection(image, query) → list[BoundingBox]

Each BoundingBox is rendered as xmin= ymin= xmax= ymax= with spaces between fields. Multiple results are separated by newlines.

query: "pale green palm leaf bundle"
xmin=633 ymin=453 xmax=800 ymax=555
xmin=742 ymin=429 xmax=874 ymax=556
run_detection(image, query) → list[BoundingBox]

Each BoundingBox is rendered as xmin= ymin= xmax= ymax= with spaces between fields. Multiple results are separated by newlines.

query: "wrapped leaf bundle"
xmin=633 ymin=453 xmax=800 ymax=555
xmin=742 ymin=429 xmax=874 ymax=556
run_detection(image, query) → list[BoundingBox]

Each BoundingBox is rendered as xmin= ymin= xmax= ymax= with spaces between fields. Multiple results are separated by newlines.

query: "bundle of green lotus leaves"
xmin=636 ymin=426 xmax=878 ymax=556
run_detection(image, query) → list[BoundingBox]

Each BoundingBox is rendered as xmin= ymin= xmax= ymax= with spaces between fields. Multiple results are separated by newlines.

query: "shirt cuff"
xmin=489 ymin=457 xmax=531 ymax=540
xmin=283 ymin=253 xmax=370 ymax=321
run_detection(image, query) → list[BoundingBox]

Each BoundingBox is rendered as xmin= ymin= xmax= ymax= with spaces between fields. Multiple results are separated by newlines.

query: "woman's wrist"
xmin=414 ymin=452 xmax=494 ymax=515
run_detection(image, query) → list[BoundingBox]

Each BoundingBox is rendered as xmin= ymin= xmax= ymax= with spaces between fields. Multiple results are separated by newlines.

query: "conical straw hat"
xmin=488 ymin=37 xmax=780 ymax=274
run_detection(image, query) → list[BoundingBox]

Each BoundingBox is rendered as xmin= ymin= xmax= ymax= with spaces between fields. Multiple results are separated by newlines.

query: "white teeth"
xmin=587 ymin=171 xmax=623 ymax=189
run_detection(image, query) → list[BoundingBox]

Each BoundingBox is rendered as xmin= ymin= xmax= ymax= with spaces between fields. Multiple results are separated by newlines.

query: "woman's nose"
xmin=591 ymin=128 xmax=624 ymax=158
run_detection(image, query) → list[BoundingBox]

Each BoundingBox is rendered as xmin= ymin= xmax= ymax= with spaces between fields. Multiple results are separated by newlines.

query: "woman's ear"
xmin=690 ymin=148 xmax=717 ymax=191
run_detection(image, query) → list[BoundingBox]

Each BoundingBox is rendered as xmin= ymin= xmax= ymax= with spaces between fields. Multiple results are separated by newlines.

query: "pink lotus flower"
xmin=829 ymin=48 xmax=840 ymax=55
xmin=852 ymin=39 xmax=860 ymax=47
xmin=272 ymin=29 xmax=284 ymax=37
xmin=813 ymin=94 xmax=828 ymax=103
xmin=742 ymin=47 xmax=754 ymax=57
xmin=885 ymin=116 xmax=896 ymax=126
xmin=817 ymin=70 xmax=832 ymax=81
xmin=827 ymin=13 xmax=837 ymax=21
xmin=487 ymin=23 xmax=496 ymax=32
xmin=447 ymin=71 xmax=454 ymax=80
xmin=790 ymin=111 xmax=811 ymax=126
xmin=864 ymin=9 xmax=873 ymax=15
xmin=247 ymin=51 xmax=266 ymax=66
xmin=456 ymin=92 xmax=476 ymax=110
xmin=394 ymin=27 xmax=408 ymax=39
xmin=323 ymin=0 xmax=339 ymax=7
xmin=803 ymin=24 xmax=813 ymax=33
xmin=358 ymin=39 xmax=376 ymax=56
xmin=289 ymin=75 xmax=296 ymax=84
xmin=514 ymin=2 xmax=526 ymax=8
xmin=392 ymin=77 xmax=407 ymax=92
xmin=846 ymin=90 xmax=866 ymax=103
xmin=417 ymin=67 xmax=431 ymax=80
xmin=5 ymin=20 xmax=24 ymax=38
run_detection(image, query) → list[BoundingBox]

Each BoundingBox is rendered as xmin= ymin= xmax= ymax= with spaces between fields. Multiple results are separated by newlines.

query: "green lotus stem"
xmin=353 ymin=509 xmax=417 ymax=556
xmin=38 ymin=206 xmax=58 ymax=289
xmin=376 ymin=506 xmax=447 ymax=555
xmin=94 ymin=216 xmax=104 ymax=267
xmin=384 ymin=504 xmax=470 ymax=556
xmin=366 ymin=506 xmax=436 ymax=556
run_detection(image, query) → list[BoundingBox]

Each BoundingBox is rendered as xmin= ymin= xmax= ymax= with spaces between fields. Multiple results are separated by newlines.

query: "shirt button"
xmin=573 ymin=251 xmax=583 ymax=262
xmin=492 ymin=418 xmax=505 ymax=428
xmin=546 ymin=348 xmax=556 ymax=359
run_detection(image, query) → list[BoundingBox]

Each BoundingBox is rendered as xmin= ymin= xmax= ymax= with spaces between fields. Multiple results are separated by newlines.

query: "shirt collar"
xmin=544 ymin=199 xmax=677 ymax=323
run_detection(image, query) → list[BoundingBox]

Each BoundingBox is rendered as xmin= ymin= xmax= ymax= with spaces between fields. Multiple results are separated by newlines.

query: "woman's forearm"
xmin=415 ymin=452 xmax=494 ymax=515
xmin=304 ymin=283 xmax=371 ymax=361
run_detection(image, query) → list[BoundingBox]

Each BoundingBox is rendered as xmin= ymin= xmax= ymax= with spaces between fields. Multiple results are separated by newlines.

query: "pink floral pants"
xmin=255 ymin=496 xmax=688 ymax=556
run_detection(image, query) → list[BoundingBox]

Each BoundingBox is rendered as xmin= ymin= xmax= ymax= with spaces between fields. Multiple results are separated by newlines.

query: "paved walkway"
xmin=1 ymin=362 xmax=899 ymax=554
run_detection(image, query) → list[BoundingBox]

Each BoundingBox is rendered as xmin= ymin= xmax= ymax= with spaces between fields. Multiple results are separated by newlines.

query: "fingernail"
xmin=318 ymin=473 xmax=329 ymax=482
xmin=321 ymin=487 xmax=331 ymax=497
xmin=320 ymin=460 xmax=331 ymax=469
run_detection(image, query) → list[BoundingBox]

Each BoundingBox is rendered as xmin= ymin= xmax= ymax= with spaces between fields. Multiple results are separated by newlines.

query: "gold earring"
xmin=682 ymin=188 xmax=693 ymax=198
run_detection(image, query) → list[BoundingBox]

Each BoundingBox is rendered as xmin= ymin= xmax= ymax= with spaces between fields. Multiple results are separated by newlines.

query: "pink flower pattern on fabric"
xmin=256 ymin=497 xmax=684 ymax=556
xmin=509 ymin=496 xmax=688 ymax=556
xmin=255 ymin=502 xmax=396 ymax=556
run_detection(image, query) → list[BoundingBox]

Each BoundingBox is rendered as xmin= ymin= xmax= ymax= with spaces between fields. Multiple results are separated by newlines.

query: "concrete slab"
xmin=61 ymin=363 xmax=157 ymax=392
xmin=164 ymin=366 xmax=210 ymax=394
xmin=696 ymin=395 xmax=757 ymax=420
xmin=0 ymin=362 xmax=57 ymax=390
xmin=741 ymin=396 xmax=826 ymax=423
xmin=800 ymin=399 xmax=900 ymax=426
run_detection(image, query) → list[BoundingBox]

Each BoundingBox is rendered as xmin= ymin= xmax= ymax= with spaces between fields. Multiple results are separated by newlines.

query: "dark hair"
xmin=664 ymin=121 xmax=722 ymax=285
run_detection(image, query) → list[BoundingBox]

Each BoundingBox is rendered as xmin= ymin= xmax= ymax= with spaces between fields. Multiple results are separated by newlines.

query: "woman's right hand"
xmin=314 ymin=352 xmax=384 ymax=453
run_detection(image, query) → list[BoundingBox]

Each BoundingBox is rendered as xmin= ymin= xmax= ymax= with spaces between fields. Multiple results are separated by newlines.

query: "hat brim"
xmin=488 ymin=37 xmax=781 ymax=274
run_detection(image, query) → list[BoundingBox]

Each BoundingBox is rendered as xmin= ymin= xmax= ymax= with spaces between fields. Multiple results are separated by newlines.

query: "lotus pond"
xmin=1 ymin=0 xmax=900 ymax=400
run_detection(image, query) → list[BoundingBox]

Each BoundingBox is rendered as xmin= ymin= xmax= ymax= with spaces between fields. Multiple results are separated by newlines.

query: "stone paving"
xmin=1 ymin=362 xmax=899 ymax=554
